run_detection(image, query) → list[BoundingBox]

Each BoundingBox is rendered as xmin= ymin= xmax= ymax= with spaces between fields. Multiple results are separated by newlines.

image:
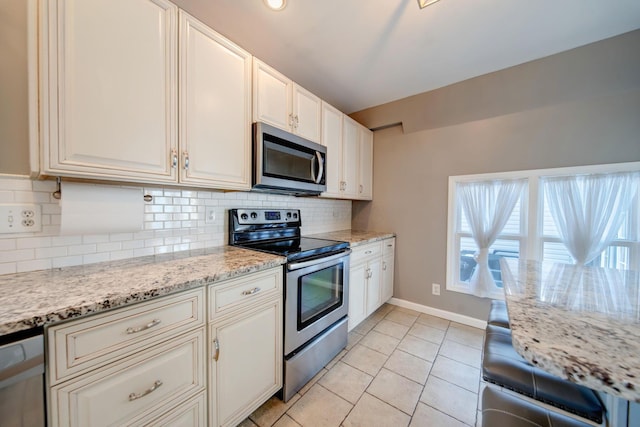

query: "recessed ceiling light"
xmin=264 ymin=0 xmax=287 ymax=11
xmin=417 ymin=0 xmax=441 ymax=9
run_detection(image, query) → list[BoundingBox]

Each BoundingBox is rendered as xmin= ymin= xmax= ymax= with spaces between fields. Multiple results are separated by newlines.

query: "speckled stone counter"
xmin=307 ymin=229 xmax=395 ymax=247
xmin=501 ymin=258 xmax=640 ymax=401
xmin=0 ymin=246 xmax=286 ymax=337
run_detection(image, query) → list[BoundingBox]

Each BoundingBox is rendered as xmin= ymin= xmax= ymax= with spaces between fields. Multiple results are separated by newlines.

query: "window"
xmin=446 ymin=162 xmax=640 ymax=298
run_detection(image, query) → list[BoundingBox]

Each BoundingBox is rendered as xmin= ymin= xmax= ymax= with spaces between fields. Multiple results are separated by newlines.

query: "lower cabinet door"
xmin=348 ymin=263 xmax=367 ymax=331
xmin=209 ymin=298 xmax=282 ymax=427
xmin=49 ymin=329 xmax=205 ymax=427
xmin=381 ymin=253 xmax=394 ymax=303
xmin=365 ymin=258 xmax=382 ymax=315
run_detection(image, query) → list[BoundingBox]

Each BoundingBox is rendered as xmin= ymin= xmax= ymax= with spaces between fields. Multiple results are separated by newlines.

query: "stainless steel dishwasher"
xmin=0 ymin=329 xmax=45 ymax=427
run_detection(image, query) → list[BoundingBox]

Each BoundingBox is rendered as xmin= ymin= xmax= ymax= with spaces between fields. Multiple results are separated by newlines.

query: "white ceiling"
xmin=173 ymin=0 xmax=640 ymax=114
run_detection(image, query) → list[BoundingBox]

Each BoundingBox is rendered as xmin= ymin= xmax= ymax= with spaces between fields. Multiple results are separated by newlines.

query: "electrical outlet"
xmin=432 ymin=283 xmax=441 ymax=296
xmin=0 ymin=204 xmax=42 ymax=233
xmin=205 ymin=207 xmax=216 ymax=224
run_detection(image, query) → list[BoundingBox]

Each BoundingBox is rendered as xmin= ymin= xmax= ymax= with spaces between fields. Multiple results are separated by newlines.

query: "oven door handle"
xmin=287 ymin=249 xmax=351 ymax=271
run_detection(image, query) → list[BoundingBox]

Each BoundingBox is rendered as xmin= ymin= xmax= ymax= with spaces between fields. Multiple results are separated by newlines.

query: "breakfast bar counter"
xmin=500 ymin=259 xmax=640 ymax=402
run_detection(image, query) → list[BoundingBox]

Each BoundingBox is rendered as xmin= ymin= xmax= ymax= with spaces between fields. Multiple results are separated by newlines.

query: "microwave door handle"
xmin=314 ymin=151 xmax=324 ymax=184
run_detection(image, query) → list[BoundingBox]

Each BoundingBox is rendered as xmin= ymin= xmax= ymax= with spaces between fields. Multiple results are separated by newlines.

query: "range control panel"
xmin=233 ymin=209 xmax=300 ymax=225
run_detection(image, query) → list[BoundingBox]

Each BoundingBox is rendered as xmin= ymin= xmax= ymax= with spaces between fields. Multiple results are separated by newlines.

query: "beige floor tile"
xmin=384 ymin=309 xmax=419 ymax=326
xmin=325 ymin=349 xmax=347 ymax=370
xmin=272 ymin=414 xmax=301 ymax=427
xmin=298 ymin=368 xmax=326 ymax=396
xmin=342 ymin=393 xmax=411 ymax=427
xmin=373 ymin=319 xmax=410 ymax=339
xmin=476 ymin=409 xmax=482 ymax=427
xmin=237 ymin=417 xmax=259 ymax=427
xmin=353 ymin=318 xmax=377 ymax=335
xmin=341 ymin=343 xmax=388 ymax=376
xmin=408 ymin=323 xmax=446 ymax=345
xmin=397 ymin=335 xmax=439 ymax=362
xmin=384 ymin=349 xmax=432 ymax=385
xmin=359 ymin=330 xmax=400 ymax=355
xmin=415 ymin=313 xmax=450 ymax=331
xmin=431 ymin=355 xmax=481 ymax=393
xmin=374 ymin=303 xmax=395 ymax=317
xmin=393 ymin=306 xmax=422 ymax=317
xmin=250 ymin=394 xmax=301 ymax=427
xmin=420 ymin=376 xmax=478 ymax=426
xmin=287 ymin=384 xmax=352 ymax=427
xmin=439 ymin=338 xmax=483 ymax=368
xmin=319 ymin=361 xmax=373 ymax=404
xmin=445 ymin=323 xmax=484 ymax=349
xmin=366 ymin=368 xmax=423 ymax=415
xmin=409 ymin=403 xmax=468 ymax=427
xmin=346 ymin=330 xmax=364 ymax=350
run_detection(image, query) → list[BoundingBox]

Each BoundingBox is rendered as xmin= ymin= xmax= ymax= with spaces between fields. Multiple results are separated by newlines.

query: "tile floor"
xmin=239 ymin=304 xmax=485 ymax=427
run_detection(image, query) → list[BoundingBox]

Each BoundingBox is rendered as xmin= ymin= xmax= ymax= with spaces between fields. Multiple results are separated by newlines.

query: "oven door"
xmin=284 ymin=250 xmax=350 ymax=355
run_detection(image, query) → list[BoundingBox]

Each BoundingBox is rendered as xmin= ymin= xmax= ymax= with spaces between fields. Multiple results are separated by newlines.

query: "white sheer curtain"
xmin=458 ymin=179 xmax=526 ymax=298
xmin=544 ymin=172 xmax=639 ymax=266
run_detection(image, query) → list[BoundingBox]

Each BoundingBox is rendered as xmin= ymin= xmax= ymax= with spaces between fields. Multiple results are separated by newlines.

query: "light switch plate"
xmin=0 ymin=204 xmax=42 ymax=233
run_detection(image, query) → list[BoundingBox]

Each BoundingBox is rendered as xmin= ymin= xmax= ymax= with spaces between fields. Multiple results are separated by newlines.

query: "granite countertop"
xmin=501 ymin=258 xmax=640 ymax=401
xmin=0 ymin=246 xmax=286 ymax=337
xmin=307 ymin=229 xmax=395 ymax=247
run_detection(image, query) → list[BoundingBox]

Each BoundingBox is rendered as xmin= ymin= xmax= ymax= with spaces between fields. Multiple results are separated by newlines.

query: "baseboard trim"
xmin=387 ymin=297 xmax=487 ymax=330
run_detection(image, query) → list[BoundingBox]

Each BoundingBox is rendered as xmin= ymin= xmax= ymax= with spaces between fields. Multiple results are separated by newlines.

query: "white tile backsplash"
xmin=0 ymin=176 xmax=352 ymax=274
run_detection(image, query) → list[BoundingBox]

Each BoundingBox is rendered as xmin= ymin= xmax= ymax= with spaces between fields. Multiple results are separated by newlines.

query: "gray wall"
xmin=0 ymin=0 xmax=30 ymax=175
xmin=351 ymin=30 xmax=640 ymax=321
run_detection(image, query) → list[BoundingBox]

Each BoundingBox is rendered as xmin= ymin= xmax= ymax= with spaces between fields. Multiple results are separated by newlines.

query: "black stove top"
xmin=228 ymin=209 xmax=349 ymax=262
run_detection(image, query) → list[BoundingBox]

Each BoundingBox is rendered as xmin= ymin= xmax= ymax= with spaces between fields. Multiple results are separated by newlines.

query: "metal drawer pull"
xmin=241 ymin=287 xmax=261 ymax=296
xmin=128 ymin=380 xmax=162 ymax=401
xmin=126 ymin=319 xmax=161 ymax=334
xmin=383 ymin=262 xmax=387 ymax=270
xmin=213 ymin=338 xmax=220 ymax=361
xmin=365 ymin=250 xmax=372 ymax=255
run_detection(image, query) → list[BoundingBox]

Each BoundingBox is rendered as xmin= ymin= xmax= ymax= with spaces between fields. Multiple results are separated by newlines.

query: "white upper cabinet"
xmin=341 ymin=116 xmax=360 ymax=198
xmin=253 ymin=59 xmax=321 ymax=143
xmin=40 ymin=0 xmax=178 ymax=183
xmin=179 ymin=11 xmax=252 ymax=190
xmin=357 ymin=124 xmax=373 ymax=200
xmin=320 ymin=101 xmax=343 ymax=198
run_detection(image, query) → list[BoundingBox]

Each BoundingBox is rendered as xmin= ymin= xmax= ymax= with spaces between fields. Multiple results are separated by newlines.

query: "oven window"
xmin=298 ymin=264 xmax=344 ymax=330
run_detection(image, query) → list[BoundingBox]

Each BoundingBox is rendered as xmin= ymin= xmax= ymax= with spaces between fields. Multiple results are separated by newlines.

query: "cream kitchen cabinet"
xmin=381 ymin=238 xmax=396 ymax=303
xmin=348 ymin=238 xmax=395 ymax=331
xmin=178 ymin=10 xmax=252 ymax=190
xmin=37 ymin=1 xmax=251 ymax=190
xmin=208 ymin=267 xmax=283 ymax=427
xmin=253 ymin=59 xmax=322 ymax=143
xmin=47 ymin=288 xmax=206 ymax=427
xmin=321 ymin=108 xmax=373 ymax=200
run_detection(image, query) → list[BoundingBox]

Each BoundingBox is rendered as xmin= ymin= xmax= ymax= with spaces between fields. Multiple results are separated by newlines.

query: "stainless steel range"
xmin=229 ymin=208 xmax=350 ymax=402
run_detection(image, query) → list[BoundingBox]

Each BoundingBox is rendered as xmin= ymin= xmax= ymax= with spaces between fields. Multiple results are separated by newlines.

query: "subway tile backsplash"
xmin=0 ymin=176 xmax=351 ymax=275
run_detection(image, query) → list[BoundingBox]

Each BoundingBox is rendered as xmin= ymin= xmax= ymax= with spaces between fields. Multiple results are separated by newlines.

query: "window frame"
xmin=446 ymin=161 xmax=640 ymax=298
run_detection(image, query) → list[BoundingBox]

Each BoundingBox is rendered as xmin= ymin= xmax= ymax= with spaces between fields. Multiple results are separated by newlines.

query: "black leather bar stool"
xmin=482 ymin=324 xmax=604 ymax=423
xmin=487 ymin=299 xmax=510 ymax=328
xmin=482 ymin=386 xmax=595 ymax=427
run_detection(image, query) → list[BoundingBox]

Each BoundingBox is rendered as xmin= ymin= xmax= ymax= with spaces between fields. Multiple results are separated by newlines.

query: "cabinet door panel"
xmin=253 ymin=60 xmax=291 ymax=131
xmin=365 ymin=258 xmax=382 ymax=315
xmin=292 ymin=84 xmax=321 ymax=143
xmin=348 ymin=263 xmax=367 ymax=331
xmin=44 ymin=0 xmax=178 ymax=182
xmin=341 ymin=116 xmax=359 ymax=197
xmin=320 ymin=102 xmax=343 ymax=197
xmin=179 ymin=12 xmax=251 ymax=189
xmin=382 ymin=253 xmax=394 ymax=303
xmin=358 ymin=126 xmax=373 ymax=200
xmin=210 ymin=299 xmax=282 ymax=427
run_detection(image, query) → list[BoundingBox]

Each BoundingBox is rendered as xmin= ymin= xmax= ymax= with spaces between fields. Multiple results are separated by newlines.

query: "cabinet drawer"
xmin=48 ymin=288 xmax=205 ymax=384
xmin=143 ymin=391 xmax=206 ymax=427
xmin=49 ymin=329 xmax=205 ymax=427
xmin=208 ymin=267 xmax=282 ymax=321
xmin=350 ymin=241 xmax=382 ymax=265
xmin=383 ymin=238 xmax=396 ymax=256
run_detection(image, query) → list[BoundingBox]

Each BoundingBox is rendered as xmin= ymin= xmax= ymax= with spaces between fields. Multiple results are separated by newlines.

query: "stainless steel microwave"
xmin=253 ymin=122 xmax=326 ymax=196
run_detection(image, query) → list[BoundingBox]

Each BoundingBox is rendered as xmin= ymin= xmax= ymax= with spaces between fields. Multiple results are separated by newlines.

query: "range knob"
xmin=240 ymin=213 xmax=248 ymax=220
xmin=250 ymin=212 xmax=258 ymax=219
xmin=286 ymin=212 xmax=292 ymax=218
xmin=293 ymin=212 xmax=298 ymax=219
